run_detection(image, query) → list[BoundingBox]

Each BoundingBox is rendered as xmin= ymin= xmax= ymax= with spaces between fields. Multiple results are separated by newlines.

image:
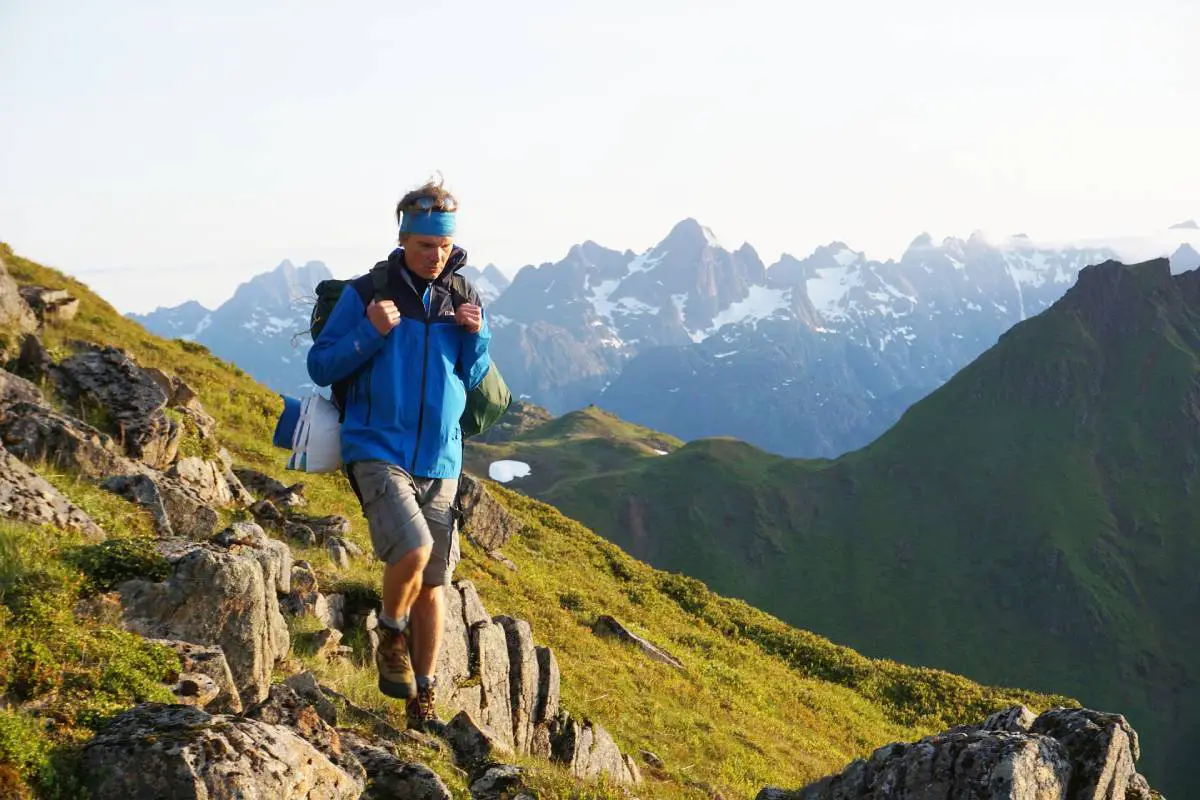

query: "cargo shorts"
xmin=348 ymin=460 xmax=460 ymax=586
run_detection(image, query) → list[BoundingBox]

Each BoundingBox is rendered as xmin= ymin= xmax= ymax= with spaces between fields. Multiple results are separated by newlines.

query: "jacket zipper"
xmin=364 ymin=370 xmax=373 ymax=426
xmin=411 ymin=314 xmax=431 ymax=474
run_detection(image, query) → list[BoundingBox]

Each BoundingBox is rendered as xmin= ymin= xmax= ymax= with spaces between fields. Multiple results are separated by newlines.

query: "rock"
xmin=118 ymin=533 xmax=290 ymax=705
xmin=0 ymin=444 xmax=103 ymax=538
xmin=548 ymin=710 xmax=642 ymax=785
xmin=340 ymin=730 xmax=453 ymax=800
xmin=0 ymin=368 xmax=43 ymax=408
xmin=470 ymin=620 xmax=515 ymax=748
xmin=245 ymin=683 xmax=367 ymax=785
xmin=18 ymin=286 xmax=80 ymax=324
xmin=169 ymin=673 xmax=219 ymax=708
xmin=326 ymin=592 xmax=346 ymax=630
xmin=234 ymin=466 xmax=308 ymax=508
xmin=436 ymin=583 xmax=480 ymax=716
xmin=756 ymin=790 xmax=798 ymax=800
xmin=982 ymin=705 xmax=1038 ymax=733
xmin=793 ymin=730 xmax=1071 ymax=799
xmin=445 ymin=710 xmax=514 ymax=768
xmin=55 ymin=345 xmax=184 ymax=469
xmin=458 ymin=472 xmax=521 ymax=552
xmin=1030 ymin=708 xmax=1138 ymax=800
xmin=284 ymin=562 xmax=331 ymax=624
xmin=284 ymin=519 xmax=317 ymax=545
xmin=16 ymin=333 xmax=52 ymax=380
xmin=80 ymin=704 xmax=363 ymax=799
xmin=142 ymin=367 xmax=218 ymax=438
xmin=100 ymin=472 xmax=218 ymax=539
xmin=460 ymin=580 xmax=491 ymax=626
xmin=495 ymin=615 xmax=538 ymax=753
xmin=593 ymin=614 xmax=684 ymax=670
xmin=0 ymin=257 xmax=38 ymax=334
xmin=283 ymin=671 xmax=339 ymax=726
xmin=304 ymin=627 xmax=344 ymax=659
xmin=534 ymin=645 xmax=561 ymax=725
xmin=641 ymin=749 xmax=665 ymax=769
xmin=327 ymin=536 xmax=352 ymax=569
xmin=470 ymin=763 xmax=529 ymax=799
xmin=145 ymin=638 xmax=242 ymax=713
xmin=1125 ymin=773 xmax=1154 ymax=800
xmin=0 ymin=401 xmax=131 ymax=479
xmin=168 ymin=456 xmax=239 ymax=506
xmin=288 ymin=512 xmax=352 ymax=542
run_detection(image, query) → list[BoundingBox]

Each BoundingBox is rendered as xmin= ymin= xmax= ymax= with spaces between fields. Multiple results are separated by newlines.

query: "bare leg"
xmin=409 ymin=584 xmax=445 ymax=676
xmin=381 ymin=545 xmax=431 ymax=624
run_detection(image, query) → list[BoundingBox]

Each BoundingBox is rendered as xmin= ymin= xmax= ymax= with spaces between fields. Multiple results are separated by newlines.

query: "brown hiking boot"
xmin=406 ymin=679 xmax=445 ymax=735
xmin=375 ymin=621 xmax=415 ymax=699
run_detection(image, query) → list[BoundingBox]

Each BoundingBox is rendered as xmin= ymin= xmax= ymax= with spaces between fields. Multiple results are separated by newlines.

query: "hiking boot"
xmin=375 ymin=621 xmax=415 ymax=699
xmin=406 ymin=679 xmax=445 ymax=735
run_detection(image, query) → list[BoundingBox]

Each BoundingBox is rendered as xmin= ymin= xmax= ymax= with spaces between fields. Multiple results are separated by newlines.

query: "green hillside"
xmin=515 ymin=258 xmax=1200 ymax=797
xmin=0 ymin=243 xmax=1074 ymax=798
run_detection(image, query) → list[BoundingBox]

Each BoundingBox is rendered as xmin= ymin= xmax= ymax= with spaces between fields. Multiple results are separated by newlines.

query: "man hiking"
xmin=306 ymin=178 xmax=491 ymax=732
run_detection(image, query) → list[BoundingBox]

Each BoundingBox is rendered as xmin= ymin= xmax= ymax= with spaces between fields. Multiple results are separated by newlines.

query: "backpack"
xmin=308 ymin=263 xmax=512 ymax=438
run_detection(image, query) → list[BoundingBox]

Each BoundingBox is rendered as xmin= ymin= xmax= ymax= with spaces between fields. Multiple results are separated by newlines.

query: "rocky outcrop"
xmin=495 ymin=616 xmax=539 ymax=754
xmin=245 ymin=684 xmax=367 ymax=785
xmin=1029 ymin=709 xmax=1139 ymax=800
xmin=235 ymin=466 xmax=308 ymax=508
xmin=118 ymin=525 xmax=291 ymax=704
xmin=758 ymin=705 xmax=1158 ymax=800
xmin=340 ymin=730 xmax=453 ymax=800
xmin=0 ymin=401 xmax=131 ymax=478
xmin=143 ymin=366 xmax=217 ymax=439
xmin=55 ymin=345 xmax=182 ymax=469
xmin=548 ymin=710 xmax=643 ymax=785
xmin=100 ymin=472 xmax=219 ymax=540
xmin=147 ymin=638 xmax=242 ymax=713
xmin=0 ymin=367 xmax=43 ymax=407
xmin=593 ymin=614 xmax=685 ymax=670
xmin=168 ymin=455 xmax=245 ymax=507
xmin=18 ymin=285 xmax=80 ymax=325
xmin=458 ymin=473 xmax=522 ymax=553
xmin=0 ymin=444 xmax=103 ymax=538
xmin=0 ymin=257 xmax=37 ymax=334
xmin=434 ymin=580 xmax=638 ymax=785
xmin=80 ymin=704 xmax=363 ymax=799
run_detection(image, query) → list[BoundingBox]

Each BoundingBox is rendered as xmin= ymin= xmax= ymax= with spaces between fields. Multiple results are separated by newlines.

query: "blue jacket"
xmin=306 ymin=247 xmax=491 ymax=479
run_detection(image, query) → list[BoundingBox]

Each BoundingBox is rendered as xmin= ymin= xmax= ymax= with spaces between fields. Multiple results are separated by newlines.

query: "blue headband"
xmin=400 ymin=211 xmax=456 ymax=237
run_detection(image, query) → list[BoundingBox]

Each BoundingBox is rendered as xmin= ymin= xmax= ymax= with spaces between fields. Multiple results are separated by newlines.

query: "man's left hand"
xmin=455 ymin=303 xmax=482 ymax=333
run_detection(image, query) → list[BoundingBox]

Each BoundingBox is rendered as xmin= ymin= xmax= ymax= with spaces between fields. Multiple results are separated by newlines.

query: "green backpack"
xmin=309 ymin=263 xmax=512 ymax=438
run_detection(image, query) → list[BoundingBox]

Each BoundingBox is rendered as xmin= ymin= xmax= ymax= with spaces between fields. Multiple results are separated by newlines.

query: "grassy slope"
xmin=533 ymin=262 xmax=1200 ymax=796
xmin=0 ymin=243 xmax=1073 ymax=799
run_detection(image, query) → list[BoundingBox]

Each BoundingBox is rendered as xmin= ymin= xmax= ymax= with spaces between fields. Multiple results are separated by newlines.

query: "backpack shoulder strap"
xmin=370 ymin=261 xmax=390 ymax=303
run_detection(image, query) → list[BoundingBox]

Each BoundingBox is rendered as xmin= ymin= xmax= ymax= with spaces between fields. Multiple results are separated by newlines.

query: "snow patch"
xmin=489 ymin=460 xmax=532 ymax=483
xmin=652 ymin=449 xmax=668 ymax=455
xmin=700 ymin=286 xmax=792 ymax=339
xmin=702 ymin=227 xmax=721 ymax=248
xmin=713 ymin=350 xmax=739 ymax=359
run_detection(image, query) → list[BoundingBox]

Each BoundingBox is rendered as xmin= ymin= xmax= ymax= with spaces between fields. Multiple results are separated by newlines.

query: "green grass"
xmin=1 ymin=243 xmax=1076 ymax=798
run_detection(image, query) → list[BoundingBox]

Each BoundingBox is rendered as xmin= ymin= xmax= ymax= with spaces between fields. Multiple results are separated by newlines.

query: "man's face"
xmin=403 ymin=234 xmax=454 ymax=280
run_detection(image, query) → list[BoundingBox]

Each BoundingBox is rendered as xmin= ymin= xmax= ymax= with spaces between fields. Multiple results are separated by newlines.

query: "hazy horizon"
xmin=2 ymin=0 xmax=1197 ymax=313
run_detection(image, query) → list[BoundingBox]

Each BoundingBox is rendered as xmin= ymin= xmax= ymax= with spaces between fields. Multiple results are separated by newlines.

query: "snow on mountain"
xmin=459 ymin=264 xmax=511 ymax=304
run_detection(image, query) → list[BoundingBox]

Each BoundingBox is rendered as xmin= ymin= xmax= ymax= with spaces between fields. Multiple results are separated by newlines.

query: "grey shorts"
xmin=349 ymin=461 xmax=460 ymax=586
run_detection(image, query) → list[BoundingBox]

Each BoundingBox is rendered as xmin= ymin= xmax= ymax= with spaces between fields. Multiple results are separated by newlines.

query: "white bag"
xmin=285 ymin=394 xmax=343 ymax=473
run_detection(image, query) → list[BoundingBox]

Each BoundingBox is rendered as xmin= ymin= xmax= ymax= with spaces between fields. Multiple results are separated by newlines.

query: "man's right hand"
xmin=367 ymin=300 xmax=401 ymax=336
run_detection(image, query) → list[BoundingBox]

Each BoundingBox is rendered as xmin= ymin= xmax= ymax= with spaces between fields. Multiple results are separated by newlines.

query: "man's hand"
xmin=455 ymin=303 xmax=483 ymax=334
xmin=367 ymin=300 xmax=401 ymax=336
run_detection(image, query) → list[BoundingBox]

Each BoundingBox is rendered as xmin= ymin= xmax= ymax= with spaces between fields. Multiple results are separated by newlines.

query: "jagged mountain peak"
xmin=1169 ymin=219 xmax=1199 ymax=230
xmin=906 ymin=232 xmax=936 ymax=251
xmin=1170 ymin=243 xmax=1200 ymax=272
xmin=660 ymin=218 xmax=723 ymax=252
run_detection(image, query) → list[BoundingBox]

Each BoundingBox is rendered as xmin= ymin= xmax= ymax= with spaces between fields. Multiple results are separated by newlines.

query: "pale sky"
xmin=2 ymin=0 xmax=1197 ymax=313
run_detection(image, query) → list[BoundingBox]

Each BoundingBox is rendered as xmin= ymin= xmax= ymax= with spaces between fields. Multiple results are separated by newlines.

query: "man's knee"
xmin=386 ymin=543 xmax=433 ymax=577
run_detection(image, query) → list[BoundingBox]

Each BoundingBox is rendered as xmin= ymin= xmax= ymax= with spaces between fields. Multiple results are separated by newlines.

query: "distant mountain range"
xmin=129 ymin=221 xmax=1199 ymax=457
xmin=129 ymin=259 xmax=331 ymax=397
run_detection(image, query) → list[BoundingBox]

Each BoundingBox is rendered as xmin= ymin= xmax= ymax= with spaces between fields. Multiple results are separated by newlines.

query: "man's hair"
xmin=396 ymin=175 xmax=458 ymax=225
